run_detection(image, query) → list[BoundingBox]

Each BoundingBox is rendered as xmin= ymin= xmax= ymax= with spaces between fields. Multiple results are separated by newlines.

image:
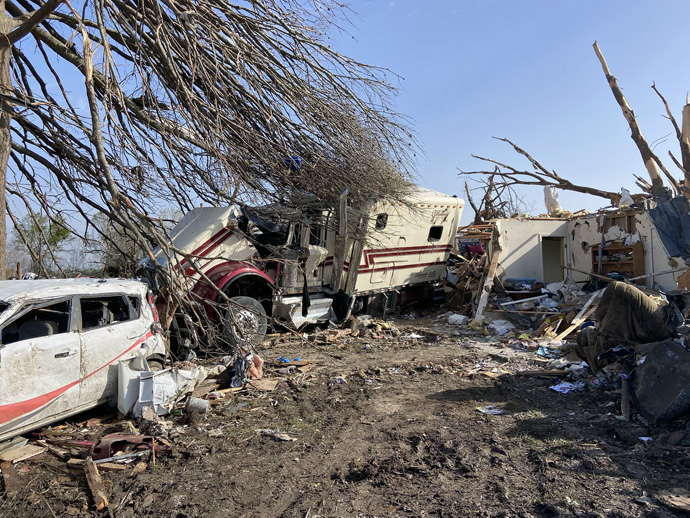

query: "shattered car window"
xmin=80 ymin=296 xmax=132 ymax=330
xmin=128 ymin=296 xmax=141 ymax=319
xmin=1 ymin=300 xmax=71 ymax=344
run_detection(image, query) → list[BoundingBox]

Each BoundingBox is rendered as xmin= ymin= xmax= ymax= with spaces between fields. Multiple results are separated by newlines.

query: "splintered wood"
xmin=83 ymin=457 xmax=109 ymax=511
xmin=553 ymin=290 xmax=602 ymax=341
xmin=1 ymin=461 xmax=20 ymax=499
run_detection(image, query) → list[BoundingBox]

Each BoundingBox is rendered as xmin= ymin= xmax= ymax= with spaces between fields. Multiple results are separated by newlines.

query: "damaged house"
xmin=449 ymin=42 xmax=690 ymax=424
xmin=484 ymin=208 xmax=682 ymax=293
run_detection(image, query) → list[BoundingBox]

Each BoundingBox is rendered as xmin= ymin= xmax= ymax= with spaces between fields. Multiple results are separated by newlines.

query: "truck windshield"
xmin=240 ymin=206 xmax=290 ymax=246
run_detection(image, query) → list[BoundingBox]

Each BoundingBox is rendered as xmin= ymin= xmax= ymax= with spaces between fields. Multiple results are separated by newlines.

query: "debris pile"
xmin=0 ymin=351 xmax=321 ymax=511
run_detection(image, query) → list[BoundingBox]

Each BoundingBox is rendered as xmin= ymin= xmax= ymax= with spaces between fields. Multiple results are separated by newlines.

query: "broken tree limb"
xmin=467 ymin=138 xmax=623 ymax=206
xmin=651 ymin=83 xmax=690 ymax=192
xmin=475 ymin=232 xmax=501 ymax=320
xmin=682 ymin=97 xmax=690 ymax=194
xmin=593 ymin=41 xmax=667 ymax=193
xmin=83 ymin=457 xmax=109 ymax=511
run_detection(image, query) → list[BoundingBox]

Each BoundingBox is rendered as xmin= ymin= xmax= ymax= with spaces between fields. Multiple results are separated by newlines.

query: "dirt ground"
xmin=2 ymin=316 xmax=690 ymax=518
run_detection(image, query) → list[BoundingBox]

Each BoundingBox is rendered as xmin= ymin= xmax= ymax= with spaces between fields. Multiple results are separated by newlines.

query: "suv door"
xmin=77 ymin=293 xmax=152 ymax=406
xmin=0 ymin=299 xmax=80 ymax=436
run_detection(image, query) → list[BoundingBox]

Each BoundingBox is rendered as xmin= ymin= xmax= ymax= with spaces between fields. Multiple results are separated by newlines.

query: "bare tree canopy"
xmin=2 ymin=0 xmax=416 ymax=276
xmin=461 ymin=42 xmax=690 ymax=222
xmin=463 ymin=137 xmax=624 ymax=210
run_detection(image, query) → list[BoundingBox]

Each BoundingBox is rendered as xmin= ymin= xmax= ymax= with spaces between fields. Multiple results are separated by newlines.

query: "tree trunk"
xmin=0 ymin=30 xmax=11 ymax=280
xmin=0 ymin=2 xmax=62 ymax=279
xmin=681 ymin=99 xmax=690 ymax=194
xmin=593 ymin=41 xmax=666 ymax=194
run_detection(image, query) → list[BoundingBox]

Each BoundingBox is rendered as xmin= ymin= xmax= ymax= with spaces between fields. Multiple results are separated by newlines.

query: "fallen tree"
xmin=3 ymin=0 xmax=417 ymax=278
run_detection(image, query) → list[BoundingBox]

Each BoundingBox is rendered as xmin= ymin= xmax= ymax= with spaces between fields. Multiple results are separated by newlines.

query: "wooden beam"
xmin=553 ymin=290 xmax=602 ymax=341
xmin=475 ymin=240 xmax=501 ymax=320
xmin=1 ymin=461 xmax=19 ymax=499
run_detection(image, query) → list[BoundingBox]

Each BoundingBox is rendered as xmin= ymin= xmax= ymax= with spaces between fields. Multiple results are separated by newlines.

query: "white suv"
xmin=0 ymin=278 xmax=167 ymax=441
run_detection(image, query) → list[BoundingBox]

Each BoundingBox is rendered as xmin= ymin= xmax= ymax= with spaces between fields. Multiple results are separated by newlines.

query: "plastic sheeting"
xmin=648 ymin=196 xmax=690 ymax=261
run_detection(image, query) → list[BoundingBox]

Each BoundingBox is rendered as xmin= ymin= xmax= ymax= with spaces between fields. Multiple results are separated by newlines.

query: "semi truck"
xmin=144 ymin=187 xmax=464 ymax=351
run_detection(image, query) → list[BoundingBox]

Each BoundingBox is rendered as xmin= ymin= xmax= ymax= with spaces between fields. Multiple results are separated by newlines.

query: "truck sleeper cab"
xmin=146 ymin=188 xmax=464 ymax=351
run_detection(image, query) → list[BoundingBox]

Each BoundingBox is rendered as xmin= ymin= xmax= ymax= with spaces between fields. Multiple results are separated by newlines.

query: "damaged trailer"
xmin=141 ymin=188 xmax=464 ymax=352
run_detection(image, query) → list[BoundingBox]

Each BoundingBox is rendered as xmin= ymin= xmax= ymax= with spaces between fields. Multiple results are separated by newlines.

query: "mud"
xmin=1 ymin=321 xmax=689 ymax=518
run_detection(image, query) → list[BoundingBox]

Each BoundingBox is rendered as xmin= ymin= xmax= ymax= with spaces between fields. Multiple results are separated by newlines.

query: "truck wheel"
xmin=224 ymin=296 xmax=268 ymax=351
xmin=146 ymin=358 xmax=165 ymax=372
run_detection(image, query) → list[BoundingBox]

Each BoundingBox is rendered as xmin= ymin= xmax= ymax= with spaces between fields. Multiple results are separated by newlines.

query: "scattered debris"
xmin=476 ymin=405 xmax=506 ymax=415
xmin=549 ymin=380 xmax=586 ymax=394
xmin=259 ymin=429 xmax=298 ymax=442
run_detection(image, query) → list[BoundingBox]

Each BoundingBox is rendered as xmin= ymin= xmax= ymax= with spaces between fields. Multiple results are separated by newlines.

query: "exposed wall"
xmin=566 ymin=212 xmax=681 ymax=291
xmin=493 ymin=219 xmax=568 ymax=283
xmin=493 ymin=212 xmax=683 ymax=291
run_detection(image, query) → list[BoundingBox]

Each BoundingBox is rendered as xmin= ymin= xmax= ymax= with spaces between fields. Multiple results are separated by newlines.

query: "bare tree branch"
xmin=464 ymin=137 xmax=623 ymax=206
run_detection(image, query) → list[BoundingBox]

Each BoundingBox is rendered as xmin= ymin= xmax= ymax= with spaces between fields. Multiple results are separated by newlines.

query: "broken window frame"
xmin=77 ymin=293 xmax=140 ymax=332
xmin=0 ymin=297 xmax=74 ymax=346
xmin=428 ymin=225 xmax=444 ymax=242
xmin=128 ymin=296 xmax=141 ymax=319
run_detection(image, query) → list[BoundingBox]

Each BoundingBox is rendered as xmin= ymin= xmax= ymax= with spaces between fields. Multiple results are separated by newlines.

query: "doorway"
xmin=541 ymin=236 xmax=565 ymax=283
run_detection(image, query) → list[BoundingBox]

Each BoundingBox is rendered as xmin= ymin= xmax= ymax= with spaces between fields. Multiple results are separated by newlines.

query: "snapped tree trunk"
xmin=681 ymin=99 xmax=690 ymax=194
xmin=593 ymin=41 xmax=666 ymax=195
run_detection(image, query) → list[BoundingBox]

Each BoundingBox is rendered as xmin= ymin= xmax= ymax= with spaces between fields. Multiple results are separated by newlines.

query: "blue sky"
xmin=330 ymin=1 xmax=690 ymax=224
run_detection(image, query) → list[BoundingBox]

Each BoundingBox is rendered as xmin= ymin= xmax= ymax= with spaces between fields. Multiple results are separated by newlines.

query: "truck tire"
xmin=224 ymin=296 xmax=268 ymax=351
xmin=146 ymin=358 xmax=165 ymax=372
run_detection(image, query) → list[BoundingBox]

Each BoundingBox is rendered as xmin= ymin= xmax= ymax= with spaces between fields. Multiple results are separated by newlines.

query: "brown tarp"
xmin=577 ymin=281 xmax=674 ymax=369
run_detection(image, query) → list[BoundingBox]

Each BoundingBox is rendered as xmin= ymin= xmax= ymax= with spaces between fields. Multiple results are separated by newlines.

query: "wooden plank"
xmin=0 ymin=444 xmax=46 ymax=463
xmin=1 ymin=461 xmax=20 ymax=498
xmin=213 ymin=386 xmax=244 ymax=396
xmin=192 ymin=380 xmax=221 ymax=398
xmin=36 ymin=440 xmax=69 ymax=461
xmin=553 ymin=291 xmax=602 ymax=341
xmin=0 ymin=436 xmax=28 ymax=455
xmin=248 ymin=378 xmax=281 ymax=392
xmin=67 ymin=459 xmax=128 ymax=471
xmin=475 ymin=241 xmax=501 ymax=320
xmin=657 ymin=489 xmax=690 ymax=513
xmin=83 ymin=457 xmax=109 ymax=511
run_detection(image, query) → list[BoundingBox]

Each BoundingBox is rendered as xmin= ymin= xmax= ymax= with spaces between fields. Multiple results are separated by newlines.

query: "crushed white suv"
xmin=0 ymin=278 xmax=167 ymax=441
